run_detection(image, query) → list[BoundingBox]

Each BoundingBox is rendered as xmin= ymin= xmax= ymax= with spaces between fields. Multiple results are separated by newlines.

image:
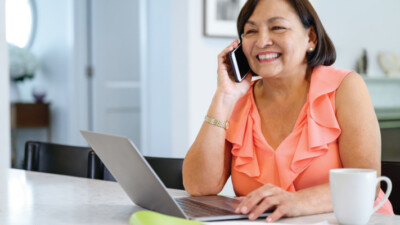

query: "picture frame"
xmin=204 ymin=0 xmax=247 ymax=38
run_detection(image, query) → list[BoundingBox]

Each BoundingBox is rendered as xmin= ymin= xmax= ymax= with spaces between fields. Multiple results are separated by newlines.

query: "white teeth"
xmin=258 ymin=53 xmax=279 ymax=60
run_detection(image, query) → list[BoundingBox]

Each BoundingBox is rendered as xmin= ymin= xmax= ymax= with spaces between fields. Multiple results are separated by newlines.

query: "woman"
xmin=182 ymin=0 xmax=394 ymax=222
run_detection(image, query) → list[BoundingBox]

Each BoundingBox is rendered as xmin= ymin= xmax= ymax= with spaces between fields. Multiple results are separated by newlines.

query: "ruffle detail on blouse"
xmin=226 ymin=87 xmax=262 ymax=178
xmin=226 ymin=66 xmax=352 ymax=190
xmin=290 ymin=66 xmax=351 ymax=173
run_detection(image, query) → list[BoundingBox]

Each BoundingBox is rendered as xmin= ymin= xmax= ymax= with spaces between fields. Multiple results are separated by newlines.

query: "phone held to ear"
xmin=228 ymin=43 xmax=251 ymax=83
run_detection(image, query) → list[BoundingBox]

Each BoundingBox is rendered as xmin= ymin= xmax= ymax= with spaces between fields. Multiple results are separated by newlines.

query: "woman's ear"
xmin=308 ymin=26 xmax=317 ymax=49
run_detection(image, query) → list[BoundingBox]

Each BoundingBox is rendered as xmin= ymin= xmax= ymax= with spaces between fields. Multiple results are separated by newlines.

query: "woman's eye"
xmin=244 ymin=30 xmax=256 ymax=35
xmin=271 ymin=26 xmax=285 ymax=31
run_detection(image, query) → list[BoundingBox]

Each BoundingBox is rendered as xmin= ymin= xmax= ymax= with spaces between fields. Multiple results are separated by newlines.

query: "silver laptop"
xmin=81 ymin=130 xmax=270 ymax=221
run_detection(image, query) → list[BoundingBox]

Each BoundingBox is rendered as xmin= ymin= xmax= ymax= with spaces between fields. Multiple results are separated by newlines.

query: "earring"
xmin=309 ymin=47 xmax=314 ymax=52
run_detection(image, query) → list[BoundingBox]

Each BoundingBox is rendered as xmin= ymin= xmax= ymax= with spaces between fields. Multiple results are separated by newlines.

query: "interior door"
xmin=91 ymin=0 xmax=141 ymax=148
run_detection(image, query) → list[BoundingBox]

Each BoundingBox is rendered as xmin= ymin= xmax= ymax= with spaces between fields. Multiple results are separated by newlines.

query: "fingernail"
xmin=235 ymin=207 xmax=239 ymax=213
xmin=249 ymin=213 xmax=255 ymax=220
xmin=241 ymin=206 xmax=248 ymax=213
xmin=266 ymin=217 xmax=272 ymax=222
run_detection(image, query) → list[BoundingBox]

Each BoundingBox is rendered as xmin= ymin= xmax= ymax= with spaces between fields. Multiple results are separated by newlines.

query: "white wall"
xmin=70 ymin=0 xmax=89 ymax=146
xmin=16 ymin=0 xmax=76 ymax=145
xmin=0 ymin=0 xmax=11 ymax=169
xmin=313 ymin=0 xmax=400 ymax=77
xmin=170 ymin=0 xmax=189 ymax=157
xmin=313 ymin=0 xmax=400 ymax=109
xmin=12 ymin=0 xmax=78 ymax=167
xmin=30 ymin=0 xmax=75 ymax=144
xmin=145 ymin=0 xmax=172 ymax=157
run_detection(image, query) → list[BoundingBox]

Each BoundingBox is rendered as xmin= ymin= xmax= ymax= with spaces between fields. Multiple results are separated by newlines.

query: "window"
xmin=6 ymin=0 xmax=36 ymax=48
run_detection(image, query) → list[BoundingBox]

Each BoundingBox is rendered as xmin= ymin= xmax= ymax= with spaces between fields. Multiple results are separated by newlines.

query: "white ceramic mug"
xmin=329 ymin=168 xmax=392 ymax=225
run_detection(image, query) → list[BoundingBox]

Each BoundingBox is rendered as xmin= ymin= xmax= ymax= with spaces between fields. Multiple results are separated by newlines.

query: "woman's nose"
xmin=255 ymin=31 xmax=273 ymax=49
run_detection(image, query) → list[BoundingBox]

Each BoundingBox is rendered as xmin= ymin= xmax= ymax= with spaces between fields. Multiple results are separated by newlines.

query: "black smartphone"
xmin=228 ymin=43 xmax=251 ymax=82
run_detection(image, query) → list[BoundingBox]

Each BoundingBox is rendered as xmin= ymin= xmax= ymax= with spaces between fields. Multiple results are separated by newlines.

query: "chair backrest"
xmin=145 ymin=156 xmax=184 ymax=190
xmin=103 ymin=156 xmax=184 ymax=190
xmin=381 ymin=161 xmax=400 ymax=215
xmin=23 ymin=141 xmax=103 ymax=179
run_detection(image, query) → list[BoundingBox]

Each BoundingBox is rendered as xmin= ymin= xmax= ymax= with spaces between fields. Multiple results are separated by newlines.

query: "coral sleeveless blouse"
xmin=225 ymin=66 xmax=393 ymax=215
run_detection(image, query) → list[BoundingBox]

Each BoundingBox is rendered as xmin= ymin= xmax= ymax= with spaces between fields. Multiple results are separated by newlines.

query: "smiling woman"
xmin=183 ymin=0 xmax=394 ymax=222
xmin=6 ymin=0 xmax=36 ymax=48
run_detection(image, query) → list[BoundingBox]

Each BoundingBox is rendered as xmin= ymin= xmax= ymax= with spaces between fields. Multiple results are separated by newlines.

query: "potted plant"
xmin=8 ymin=43 xmax=39 ymax=102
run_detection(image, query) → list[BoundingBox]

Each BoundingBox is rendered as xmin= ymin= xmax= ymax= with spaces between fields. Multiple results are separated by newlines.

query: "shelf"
xmin=375 ymin=107 xmax=400 ymax=121
xmin=362 ymin=76 xmax=400 ymax=83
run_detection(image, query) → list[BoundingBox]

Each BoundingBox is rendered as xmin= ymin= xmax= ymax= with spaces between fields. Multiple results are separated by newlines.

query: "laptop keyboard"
xmin=176 ymin=197 xmax=236 ymax=218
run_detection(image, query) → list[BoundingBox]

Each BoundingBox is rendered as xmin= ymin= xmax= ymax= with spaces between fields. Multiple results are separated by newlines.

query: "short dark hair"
xmin=237 ymin=0 xmax=336 ymax=67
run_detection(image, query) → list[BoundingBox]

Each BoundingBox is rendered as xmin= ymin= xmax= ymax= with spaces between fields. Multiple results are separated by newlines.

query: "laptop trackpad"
xmin=185 ymin=195 xmax=240 ymax=212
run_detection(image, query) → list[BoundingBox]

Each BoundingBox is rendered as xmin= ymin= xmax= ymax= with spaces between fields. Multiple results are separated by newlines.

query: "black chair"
xmin=381 ymin=161 xmax=400 ymax=215
xmin=103 ymin=156 xmax=184 ymax=190
xmin=23 ymin=141 xmax=103 ymax=179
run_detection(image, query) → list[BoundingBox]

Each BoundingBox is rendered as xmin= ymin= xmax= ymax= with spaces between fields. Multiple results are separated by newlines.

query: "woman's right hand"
xmin=217 ymin=39 xmax=252 ymax=102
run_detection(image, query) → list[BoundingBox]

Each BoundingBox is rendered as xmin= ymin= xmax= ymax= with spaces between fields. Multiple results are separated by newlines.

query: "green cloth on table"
xmin=130 ymin=210 xmax=202 ymax=225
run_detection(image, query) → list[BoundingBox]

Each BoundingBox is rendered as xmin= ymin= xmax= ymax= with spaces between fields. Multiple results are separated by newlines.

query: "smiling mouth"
xmin=257 ymin=53 xmax=281 ymax=62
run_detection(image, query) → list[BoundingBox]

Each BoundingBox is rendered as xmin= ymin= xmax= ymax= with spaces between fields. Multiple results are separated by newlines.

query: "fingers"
xmin=265 ymin=206 xmax=287 ymax=222
xmin=247 ymin=197 xmax=289 ymax=222
xmin=217 ymin=39 xmax=241 ymax=85
xmin=222 ymin=39 xmax=239 ymax=55
xmin=243 ymin=71 xmax=253 ymax=83
xmin=235 ymin=184 xmax=277 ymax=214
xmin=217 ymin=39 xmax=239 ymax=69
xmin=234 ymin=184 xmax=293 ymax=222
xmin=248 ymin=195 xmax=280 ymax=219
xmin=234 ymin=196 xmax=245 ymax=201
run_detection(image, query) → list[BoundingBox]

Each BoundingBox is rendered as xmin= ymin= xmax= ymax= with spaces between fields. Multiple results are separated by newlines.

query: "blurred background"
xmin=1 ymin=0 xmax=399 ymax=173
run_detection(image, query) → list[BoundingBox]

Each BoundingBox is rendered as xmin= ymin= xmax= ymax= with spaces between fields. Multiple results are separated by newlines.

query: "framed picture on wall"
xmin=204 ymin=0 xmax=247 ymax=38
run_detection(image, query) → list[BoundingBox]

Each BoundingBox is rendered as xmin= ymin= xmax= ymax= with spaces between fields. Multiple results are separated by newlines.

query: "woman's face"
xmin=242 ymin=0 xmax=315 ymax=78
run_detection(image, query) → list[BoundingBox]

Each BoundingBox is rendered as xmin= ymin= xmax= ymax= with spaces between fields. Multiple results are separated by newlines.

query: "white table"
xmin=0 ymin=169 xmax=399 ymax=225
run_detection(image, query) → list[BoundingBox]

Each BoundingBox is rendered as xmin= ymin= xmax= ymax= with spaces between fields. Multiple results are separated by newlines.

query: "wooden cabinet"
xmin=10 ymin=103 xmax=51 ymax=168
xmin=11 ymin=103 xmax=50 ymax=128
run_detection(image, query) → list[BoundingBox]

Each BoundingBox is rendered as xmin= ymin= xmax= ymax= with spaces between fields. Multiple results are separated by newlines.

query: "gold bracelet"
xmin=204 ymin=115 xmax=229 ymax=130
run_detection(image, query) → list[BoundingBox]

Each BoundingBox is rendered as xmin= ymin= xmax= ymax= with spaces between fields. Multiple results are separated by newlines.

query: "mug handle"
xmin=373 ymin=176 xmax=392 ymax=213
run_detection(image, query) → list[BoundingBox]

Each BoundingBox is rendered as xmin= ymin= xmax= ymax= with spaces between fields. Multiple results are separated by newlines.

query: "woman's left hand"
xmin=235 ymin=183 xmax=303 ymax=222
